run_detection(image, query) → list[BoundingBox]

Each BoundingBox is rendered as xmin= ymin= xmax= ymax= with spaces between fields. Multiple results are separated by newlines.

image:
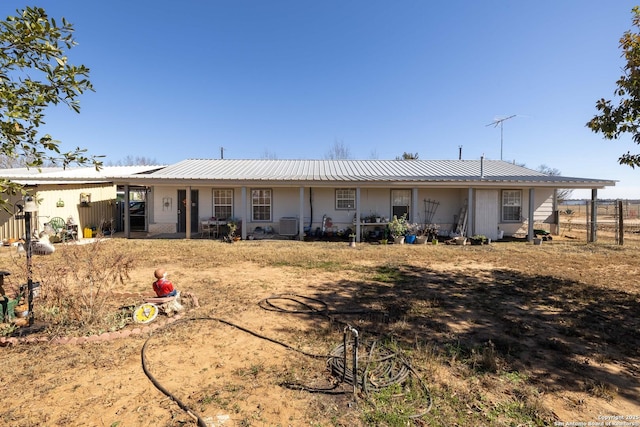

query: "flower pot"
xmin=405 ymin=235 xmax=417 ymax=244
xmin=14 ymin=304 xmax=29 ymax=318
xmin=415 ymin=236 xmax=428 ymax=244
xmin=533 ymin=238 xmax=542 ymax=245
xmin=454 ymin=237 xmax=467 ymax=245
xmin=393 ymin=236 xmax=405 ymax=244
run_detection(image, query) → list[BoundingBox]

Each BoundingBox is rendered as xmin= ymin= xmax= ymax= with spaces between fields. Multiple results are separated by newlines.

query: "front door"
xmin=474 ymin=189 xmax=499 ymax=241
xmin=177 ymin=189 xmax=199 ymax=233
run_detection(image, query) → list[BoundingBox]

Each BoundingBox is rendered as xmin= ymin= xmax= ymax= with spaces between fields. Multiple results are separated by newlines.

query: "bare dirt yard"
xmin=0 ymin=231 xmax=639 ymax=426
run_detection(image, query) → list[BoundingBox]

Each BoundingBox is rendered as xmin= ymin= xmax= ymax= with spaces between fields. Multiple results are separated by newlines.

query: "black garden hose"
xmin=141 ymin=295 xmax=433 ymax=424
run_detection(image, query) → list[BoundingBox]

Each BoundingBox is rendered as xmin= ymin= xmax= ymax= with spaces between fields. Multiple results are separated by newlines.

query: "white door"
xmin=474 ymin=190 xmax=499 ymax=241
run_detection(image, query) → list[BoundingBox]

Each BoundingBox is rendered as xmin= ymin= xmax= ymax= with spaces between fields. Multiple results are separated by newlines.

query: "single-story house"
xmin=0 ymin=159 xmax=616 ymax=243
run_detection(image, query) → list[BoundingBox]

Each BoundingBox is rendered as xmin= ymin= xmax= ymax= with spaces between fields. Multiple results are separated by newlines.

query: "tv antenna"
xmin=486 ymin=115 xmax=516 ymax=161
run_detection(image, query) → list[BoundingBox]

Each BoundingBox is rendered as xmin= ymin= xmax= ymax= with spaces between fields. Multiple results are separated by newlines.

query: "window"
xmin=391 ymin=190 xmax=411 ymax=220
xmin=502 ymin=190 xmax=522 ymax=221
xmin=335 ymin=188 xmax=356 ymax=210
xmin=213 ymin=189 xmax=233 ymax=220
xmin=251 ymin=189 xmax=272 ymax=221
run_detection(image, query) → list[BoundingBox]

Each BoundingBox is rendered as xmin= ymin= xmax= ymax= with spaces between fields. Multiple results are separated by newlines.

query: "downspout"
xmin=299 ymin=186 xmax=305 ymax=240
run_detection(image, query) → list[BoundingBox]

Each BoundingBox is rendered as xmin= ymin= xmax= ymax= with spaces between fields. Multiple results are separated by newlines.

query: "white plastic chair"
xmin=200 ymin=221 xmax=213 ymax=238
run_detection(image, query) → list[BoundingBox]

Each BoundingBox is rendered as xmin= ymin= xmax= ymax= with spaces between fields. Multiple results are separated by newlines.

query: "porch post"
xmin=411 ymin=188 xmax=419 ymax=223
xmin=551 ymin=189 xmax=559 ymax=235
xmin=124 ymin=185 xmax=130 ymax=238
xmin=185 ymin=186 xmax=191 ymax=239
xmin=299 ymin=186 xmax=305 ymax=240
xmin=241 ymin=187 xmax=247 ymax=240
xmin=527 ymin=188 xmax=535 ymax=242
xmin=467 ymin=187 xmax=473 ymax=237
xmin=590 ymin=189 xmax=597 ymax=243
xmin=147 ymin=186 xmax=153 ymax=232
xmin=356 ymin=187 xmax=361 ymax=242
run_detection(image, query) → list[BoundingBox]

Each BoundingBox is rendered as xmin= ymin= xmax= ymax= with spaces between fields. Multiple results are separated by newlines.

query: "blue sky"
xmin=3 ymin=1 xmax=640 ymax=199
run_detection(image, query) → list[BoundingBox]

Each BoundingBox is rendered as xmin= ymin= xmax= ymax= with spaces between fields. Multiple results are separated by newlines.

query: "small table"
xmin=207 ymin=220 xmax=227 ymax=238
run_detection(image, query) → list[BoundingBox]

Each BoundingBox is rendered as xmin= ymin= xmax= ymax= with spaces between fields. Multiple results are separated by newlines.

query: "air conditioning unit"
xmin=279 ymin=217 xmax=298 ymax=236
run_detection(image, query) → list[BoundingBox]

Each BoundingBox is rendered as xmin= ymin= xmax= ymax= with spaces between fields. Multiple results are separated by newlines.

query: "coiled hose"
xmin=141 ymin=294 xmax=432 ymax=425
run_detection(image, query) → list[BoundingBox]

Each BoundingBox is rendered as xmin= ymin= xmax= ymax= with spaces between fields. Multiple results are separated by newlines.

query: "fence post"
xmin=618 ymin=200 xmax=624 ymax=246
xmin=592 ymin=193 xmax=598 ymax=243
xmin=585 ymin=200 xmax=590 ymax=242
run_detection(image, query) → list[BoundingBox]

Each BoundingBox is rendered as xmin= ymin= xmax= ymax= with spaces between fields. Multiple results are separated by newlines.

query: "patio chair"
xmin=200 ymin=220 xmax=213 ymax=238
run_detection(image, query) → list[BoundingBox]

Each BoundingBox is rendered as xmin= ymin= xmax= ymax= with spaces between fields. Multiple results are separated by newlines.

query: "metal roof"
xmin=0 ymin=159 xmax=617 ymax=189
xmin=135 ymin=159 xmax=616 ymax=188
xmin=0 ymin=165 xmax=165 ymax=185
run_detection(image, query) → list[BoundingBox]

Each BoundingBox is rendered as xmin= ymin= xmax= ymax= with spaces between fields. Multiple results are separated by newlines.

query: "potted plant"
xmin=379 ymin=228 xmax=389 ymax=245
xmin=405 ymin=222 xmax=419 ymax=244
xmin=470 ymin=234 xmax=488 ymax=245
xmin=425 ymin=224 xmax=440 ymax=242
xmin=388 ymin=214 xmax=408 ymax=244
xmin=415 ymin=227 xmax=428 ymax=244
xmin=13 ymin=293 xmax=28 ymax=319
xmin=364 ymin=212 xmax=379 ymax=223
xmin=226 ymin=220 xmax=238 ymax=242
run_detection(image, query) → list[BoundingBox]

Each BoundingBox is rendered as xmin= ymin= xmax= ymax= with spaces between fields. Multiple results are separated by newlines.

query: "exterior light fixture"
xmin=23 ymin=195 xmax=38 ymax=213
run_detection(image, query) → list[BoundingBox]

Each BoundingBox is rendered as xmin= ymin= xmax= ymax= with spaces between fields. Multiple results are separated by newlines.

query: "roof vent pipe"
xmin=480 ymin=155 xmax=485 ymax=179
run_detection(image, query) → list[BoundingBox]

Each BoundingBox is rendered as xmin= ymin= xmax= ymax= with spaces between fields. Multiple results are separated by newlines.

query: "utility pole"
xmin=486 ymin=115 xmax=516 ymax=161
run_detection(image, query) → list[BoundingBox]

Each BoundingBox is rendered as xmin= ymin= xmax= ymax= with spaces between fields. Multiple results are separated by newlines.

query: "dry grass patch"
xmin=0 ymin=238 xmax=638 ymax=426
